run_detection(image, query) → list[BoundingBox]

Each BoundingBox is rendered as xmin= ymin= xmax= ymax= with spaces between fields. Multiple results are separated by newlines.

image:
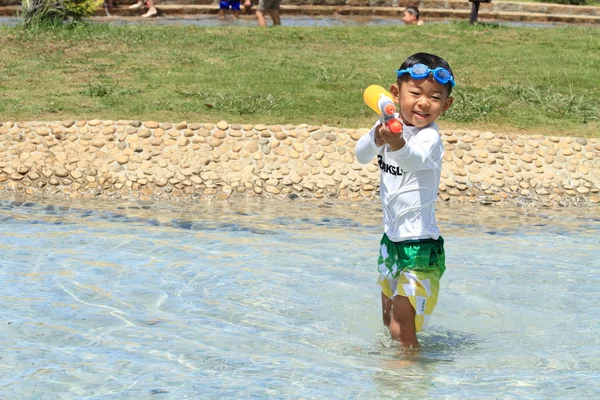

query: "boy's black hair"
xmin=404 ymin=6 xmax=420 ymax=19
xmin=397 ymin=52 xmax=454 ymax=96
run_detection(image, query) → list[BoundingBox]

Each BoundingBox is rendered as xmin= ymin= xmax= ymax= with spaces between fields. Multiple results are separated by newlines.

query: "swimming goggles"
xmin=395 ymin=64 xmax=456 ymax=87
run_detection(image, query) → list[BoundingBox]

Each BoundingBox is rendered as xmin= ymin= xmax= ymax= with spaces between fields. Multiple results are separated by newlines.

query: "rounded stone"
xmin=207 ymin=137 xmax=223 ymax=148
xmin=576 ymin=186 xmax=589 ymax=194
xmin=145 ymin=121 xmax=160 ymax=129
xmin=138 ymin=129 xmax=152 ymax=138
xmin=255 ymin=124 xmax=268 ymax=131
xmin=213 ymin=130 xmax=227 ymax=139
xmin=54 ymin=167 xmax=69 ymax=177
xmin=520 ymin=154 xmax=532 ymax=163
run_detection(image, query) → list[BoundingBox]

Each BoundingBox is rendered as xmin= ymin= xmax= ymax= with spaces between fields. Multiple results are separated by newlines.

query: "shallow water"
xmin=0 ymin=196 xmax=598 ymax=398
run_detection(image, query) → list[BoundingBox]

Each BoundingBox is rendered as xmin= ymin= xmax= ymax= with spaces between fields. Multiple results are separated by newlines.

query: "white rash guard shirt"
xmin=355 ymin=122 xmax=444 ymax=242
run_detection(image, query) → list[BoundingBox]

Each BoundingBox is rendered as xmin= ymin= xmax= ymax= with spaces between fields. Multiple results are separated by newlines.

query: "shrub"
xmin=21 ymin=0 xmax=101 ymax=27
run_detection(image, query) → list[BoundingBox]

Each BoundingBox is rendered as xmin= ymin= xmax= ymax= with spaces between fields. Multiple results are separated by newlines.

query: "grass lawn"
xmin=0 ymin=22 xmax=598 ymax=137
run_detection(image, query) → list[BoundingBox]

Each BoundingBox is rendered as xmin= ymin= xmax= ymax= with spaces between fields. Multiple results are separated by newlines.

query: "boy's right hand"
xmin=376 ymin=123 xmax=405 ymax=151
xmin=374 ymin=128 xmax=385 ymax=147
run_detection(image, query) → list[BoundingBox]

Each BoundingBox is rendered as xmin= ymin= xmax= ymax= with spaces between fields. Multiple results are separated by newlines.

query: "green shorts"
xmin=377 ymin=233 xmax=446 ymax=332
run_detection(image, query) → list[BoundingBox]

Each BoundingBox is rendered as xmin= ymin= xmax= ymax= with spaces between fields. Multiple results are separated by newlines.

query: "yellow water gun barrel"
xmin=363 ymin=85 xmax=403 ymax=134
xmin=363 ymin=85 xmax=393 ymax=115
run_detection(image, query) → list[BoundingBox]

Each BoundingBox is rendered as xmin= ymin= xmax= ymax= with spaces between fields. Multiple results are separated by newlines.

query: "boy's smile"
xmin=391 ymin=77 xmax=453 ymax=128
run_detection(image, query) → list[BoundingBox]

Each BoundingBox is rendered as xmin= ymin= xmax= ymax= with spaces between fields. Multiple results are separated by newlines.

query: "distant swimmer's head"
xmin=402 ymin=7 xmax=423 ymax=25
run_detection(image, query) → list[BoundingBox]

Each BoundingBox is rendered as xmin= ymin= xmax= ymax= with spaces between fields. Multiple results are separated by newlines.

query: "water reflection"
xmin=1 ymin=195 xmax=598 ymax=238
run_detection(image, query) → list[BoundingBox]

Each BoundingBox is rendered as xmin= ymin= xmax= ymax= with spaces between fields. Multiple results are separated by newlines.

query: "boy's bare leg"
xmin=218 ymin=9 xmax=226 ymax=18
xmin=255 ymin=9 xmax=267 ymax=26
xmin=381 ymin=292 xmax=392 ymax=327
xmin=233 ymin=10 xmax=240 ymax=19
xmin=389 ymin=295 xmax=419 ymax=349
xmin=270 ymin=9 xmax=280 ymax=25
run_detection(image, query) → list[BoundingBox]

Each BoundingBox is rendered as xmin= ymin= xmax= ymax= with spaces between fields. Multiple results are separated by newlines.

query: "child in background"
xmin=355 ymin=53 xmax=455 ymax=349
xmin=219 ymin=0 xmax=242 ymax=19
xmin=403 ymin=6 xmax=424 ymax=25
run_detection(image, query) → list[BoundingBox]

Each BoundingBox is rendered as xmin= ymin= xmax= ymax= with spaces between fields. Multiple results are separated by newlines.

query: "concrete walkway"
xmin=1 ymin=0 xmax=599 ymax=24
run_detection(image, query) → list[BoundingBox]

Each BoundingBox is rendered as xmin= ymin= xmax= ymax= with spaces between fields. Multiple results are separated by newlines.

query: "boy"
xmin=355 ymin=53 xmax=455 ymax=349
xmin=402 ymin=6 xmax=424 ymax=25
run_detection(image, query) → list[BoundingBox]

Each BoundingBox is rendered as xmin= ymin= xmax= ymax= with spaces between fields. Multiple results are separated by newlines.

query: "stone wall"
xmin=0 ymin=120 xmax=599 ymax=207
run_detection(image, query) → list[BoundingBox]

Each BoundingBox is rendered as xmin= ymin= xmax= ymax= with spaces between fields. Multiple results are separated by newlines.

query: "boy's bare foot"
xmin=141 ymin=7 xmax=157 ymax=17
xmin=128 ymin=1 xmax=143 ymax=8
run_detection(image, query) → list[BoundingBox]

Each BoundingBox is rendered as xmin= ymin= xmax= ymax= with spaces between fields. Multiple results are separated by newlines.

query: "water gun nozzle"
xmin=384 ymin=104 xmax=396 ymax=116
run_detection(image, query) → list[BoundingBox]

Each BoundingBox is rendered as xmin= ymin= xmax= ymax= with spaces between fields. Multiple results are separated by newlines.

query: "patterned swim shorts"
xmin=377 ymin=233 xmax=446 ymax=332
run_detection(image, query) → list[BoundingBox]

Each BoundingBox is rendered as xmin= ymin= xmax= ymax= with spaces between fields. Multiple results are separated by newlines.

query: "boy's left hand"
xmin=377 ymin=123 xmax=405 ymax=151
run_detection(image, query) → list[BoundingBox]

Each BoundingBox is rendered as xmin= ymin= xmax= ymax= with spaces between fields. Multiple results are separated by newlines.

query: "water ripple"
xmin=0 ymin=196 xmax=598 ymax=398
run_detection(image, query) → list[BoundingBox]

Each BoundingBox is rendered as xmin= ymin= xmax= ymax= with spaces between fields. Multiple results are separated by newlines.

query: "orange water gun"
xmin=363 ymin=85 xmax=403 ymax=135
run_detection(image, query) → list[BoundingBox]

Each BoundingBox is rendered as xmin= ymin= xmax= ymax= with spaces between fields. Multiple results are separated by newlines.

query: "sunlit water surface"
xmin=0 ymin=196 xmax=598 ymax=399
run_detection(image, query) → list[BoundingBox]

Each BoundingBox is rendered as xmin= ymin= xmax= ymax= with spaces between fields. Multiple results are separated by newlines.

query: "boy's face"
xmin=391 ymin=77 xmax=453 ymax=128
xmin=402 ymin=11 xmax=417 ymax=24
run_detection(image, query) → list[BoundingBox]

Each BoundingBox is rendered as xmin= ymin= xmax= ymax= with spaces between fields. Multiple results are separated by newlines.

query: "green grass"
xmin=0 ymin=22 xmax=599 ymax=137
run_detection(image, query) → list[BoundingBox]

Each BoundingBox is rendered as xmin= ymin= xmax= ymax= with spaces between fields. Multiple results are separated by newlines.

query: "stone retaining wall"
xmin=0 ymin=120 xmax=599 ymax=207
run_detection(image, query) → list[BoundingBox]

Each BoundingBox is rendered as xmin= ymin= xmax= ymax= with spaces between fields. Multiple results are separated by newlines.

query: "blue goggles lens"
xmin=395 ymin=63 xmax=456 ymax=87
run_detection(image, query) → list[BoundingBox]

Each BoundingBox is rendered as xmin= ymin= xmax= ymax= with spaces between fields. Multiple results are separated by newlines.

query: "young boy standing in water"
xmin=355 ymin=53 xmax=455 ymax=348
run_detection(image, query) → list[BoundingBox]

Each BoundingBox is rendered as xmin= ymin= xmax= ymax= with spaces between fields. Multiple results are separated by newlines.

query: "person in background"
xmin=219 ymin=0 xmax=242 ymax=19
xmin=129 ymin=0 xmax=158 ymax=18
xmin=243 ymin=0 xmax=253 ymax=14
xmin=255 ymin=0 xmax=281 ymax=26
xmin=402 ymin=6 xmax=424 ymax=25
